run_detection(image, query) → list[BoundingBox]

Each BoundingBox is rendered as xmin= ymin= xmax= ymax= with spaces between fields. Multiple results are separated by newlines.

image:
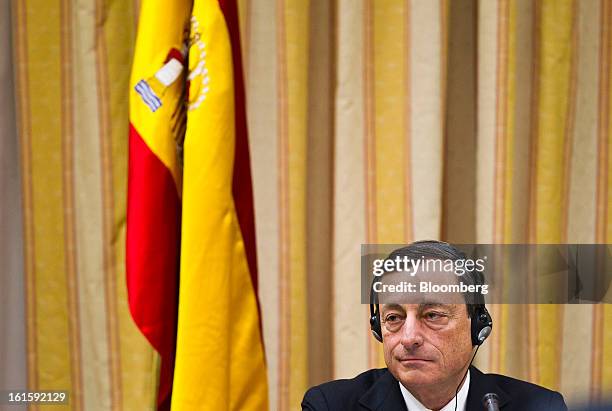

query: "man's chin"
xmin=390 ymin=363 xmax=440 ymax=386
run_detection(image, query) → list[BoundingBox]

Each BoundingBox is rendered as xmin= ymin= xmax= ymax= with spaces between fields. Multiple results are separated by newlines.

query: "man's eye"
xmin=384 ymin=314 xmax=402 ymax=323
xmin=425 ymin=312 xmax=443 ymax=320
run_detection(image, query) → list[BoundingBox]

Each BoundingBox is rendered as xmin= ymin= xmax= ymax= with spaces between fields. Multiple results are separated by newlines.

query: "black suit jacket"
xmin=302 ymin=366 xmax=567 ymax=411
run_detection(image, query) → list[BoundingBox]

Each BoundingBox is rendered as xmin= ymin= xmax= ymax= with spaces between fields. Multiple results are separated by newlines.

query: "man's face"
xmin=380 ymin=302 xmax=473 ymax=389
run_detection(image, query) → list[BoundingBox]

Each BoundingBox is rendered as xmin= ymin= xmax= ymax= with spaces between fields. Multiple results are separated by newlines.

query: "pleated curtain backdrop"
xmin=9 ymin=0 xmax=156 ymax=410
xmin=1 ymin=0 xmax=610 ymax=410
xmin=247 ymin=0 xmax=612 ymax=408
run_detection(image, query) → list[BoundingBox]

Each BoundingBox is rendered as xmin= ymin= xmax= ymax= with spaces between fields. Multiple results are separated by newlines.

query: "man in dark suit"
xmin=302 ymin=365 xmax=567 ymax=410
xmin=302 ymin=241 xmax=568 ymax=410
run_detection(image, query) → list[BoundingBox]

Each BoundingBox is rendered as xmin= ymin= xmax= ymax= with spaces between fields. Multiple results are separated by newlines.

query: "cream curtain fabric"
xmin=2 ymin=0 xmax=610 ymax=410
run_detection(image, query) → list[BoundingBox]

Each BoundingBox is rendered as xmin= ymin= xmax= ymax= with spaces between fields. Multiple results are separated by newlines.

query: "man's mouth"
xmin=397 ymin=357 xmax=432 ymax=364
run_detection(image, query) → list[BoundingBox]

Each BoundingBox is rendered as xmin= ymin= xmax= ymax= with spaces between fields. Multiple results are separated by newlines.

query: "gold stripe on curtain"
xmin=372 ymin=0 xmax=410 ymax=247
xmin=15 ymin=3 xmax=75 ymax=410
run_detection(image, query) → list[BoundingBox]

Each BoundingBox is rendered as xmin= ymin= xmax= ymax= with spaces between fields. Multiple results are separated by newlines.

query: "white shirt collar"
xmin=398 ymin=370 xmax=470 ymax=411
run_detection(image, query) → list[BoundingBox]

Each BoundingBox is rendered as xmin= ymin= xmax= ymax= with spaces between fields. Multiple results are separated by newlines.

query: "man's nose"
xmin=399 ymin=315 xmax=424 ymax=349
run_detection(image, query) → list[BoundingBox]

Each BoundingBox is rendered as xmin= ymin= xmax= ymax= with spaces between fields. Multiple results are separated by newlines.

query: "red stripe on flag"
xmin=126 ymin=124 xmax=180 ymax=411
xmin=218 ymin=0 xmax=266 ymax=352
xmin=218 ymin=0 xmax=259 ymax=296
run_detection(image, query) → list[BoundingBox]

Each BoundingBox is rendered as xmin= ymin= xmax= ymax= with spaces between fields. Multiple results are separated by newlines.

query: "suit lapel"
xmin=358 ymin=369 xmax=408 ymax=411
xmin=466 ymin=366 xmax=511 ymax=410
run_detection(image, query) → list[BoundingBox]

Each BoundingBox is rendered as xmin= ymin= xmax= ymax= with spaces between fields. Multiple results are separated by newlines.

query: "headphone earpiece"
xmin=370 ymin=316 xmax=383 ymax=342
xmin=369 ymin=296 xmax=383 ymax=342
xmin=471 ymin=305 xmax=493 ymax=346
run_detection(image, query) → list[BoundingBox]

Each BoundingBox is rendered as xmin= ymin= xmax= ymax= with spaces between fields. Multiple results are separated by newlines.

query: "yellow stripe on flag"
xmin=170 ymin=0 xmax=269 ymax=409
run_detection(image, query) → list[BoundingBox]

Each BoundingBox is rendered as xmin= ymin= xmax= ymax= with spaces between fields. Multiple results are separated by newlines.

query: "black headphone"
xmin=369 ymin=278 xmax=493 ymax=346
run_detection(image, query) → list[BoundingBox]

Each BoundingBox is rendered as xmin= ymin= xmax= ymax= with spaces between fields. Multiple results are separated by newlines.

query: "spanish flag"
xmin=127 ymin=0 xmax=268 ymax=409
